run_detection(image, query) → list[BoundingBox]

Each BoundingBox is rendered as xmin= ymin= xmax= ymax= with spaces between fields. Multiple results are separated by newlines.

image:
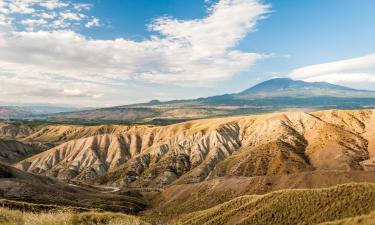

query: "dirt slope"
xmin=0 ymin=122 xmax=138 ymax=163
xmin=0 ymin=139 xmax=46 ymax=163
xmin=0 ymin=122 xmax=139 ymax=144
xmin=11 ymin=109 xmax=375 ymax=187
xmin=0 ymin=163 xmax=146 ymax=213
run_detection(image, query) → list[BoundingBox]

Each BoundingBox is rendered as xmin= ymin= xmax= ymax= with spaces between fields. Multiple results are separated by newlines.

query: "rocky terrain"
xmin=0 ymin=109 xmax=372 ymax=189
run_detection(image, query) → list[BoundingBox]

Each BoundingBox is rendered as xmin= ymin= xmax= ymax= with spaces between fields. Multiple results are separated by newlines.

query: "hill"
xmin=0 ymin=163 xmax=147 ymax=213
xmin=0 ymin=139 xmax=45 ymax=164
xmin=321 ymin=210 xmax=375 ymax=225
xmin=175 ymin=183 xmax=375 ymax=225
xmin=3 ymin=109 xmax=375 ymax=224
xmin=42 ymin=78 xmax=375 ymax=123
xmin=10 ymin=109 xmax=375 ymax=188
xmin=2 ymin=183 xmax=375 ymax=225
xmin=144 ymin=171 xmax=375 ymax=220
xmin=0 ymin=107 xmax=32 ymax=119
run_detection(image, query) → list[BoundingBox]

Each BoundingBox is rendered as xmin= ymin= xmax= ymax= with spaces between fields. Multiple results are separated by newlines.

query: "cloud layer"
xmin=0 ymin=0 xmax=269 ymax=106
xmin=290 ymin=53 xmax=375 ymax=86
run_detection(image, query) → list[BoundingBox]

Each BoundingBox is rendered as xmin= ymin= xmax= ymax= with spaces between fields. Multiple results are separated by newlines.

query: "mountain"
xmin=10 ymin=109 xmax=375 ymax=188
xmin=239 ymin=78 xmax=358 ymax=94
xmin=39 ymin=78 xmax=375 ymax=124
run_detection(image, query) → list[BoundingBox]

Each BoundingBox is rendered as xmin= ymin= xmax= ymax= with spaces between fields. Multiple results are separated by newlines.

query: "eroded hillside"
xmin=7 ymin=109 xmax=375 ymax=188
xmin=0 ymin=163 xmax=146 ymax=213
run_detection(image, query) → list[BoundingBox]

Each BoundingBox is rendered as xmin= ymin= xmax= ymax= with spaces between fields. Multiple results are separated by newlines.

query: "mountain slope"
xmin=13 ymin=109 xmax=375 ymax=188
xmin=239 ymin=78 xmax=358 ymax=94
xmin=0 ymin=139 xmax=46 ymax=164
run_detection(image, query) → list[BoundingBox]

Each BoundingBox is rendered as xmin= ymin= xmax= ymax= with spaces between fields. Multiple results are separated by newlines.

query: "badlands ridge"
xmin=0 ymin=109 xmax=374 ymax=188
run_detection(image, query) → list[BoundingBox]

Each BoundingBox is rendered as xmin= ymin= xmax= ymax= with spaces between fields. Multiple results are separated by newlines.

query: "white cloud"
xmin=39 ymin=12 xmax=56 ymax=19
xmin=60 ymin=12 xmax=82 ymax=21
xmin=0 ymin=0 xmax=270 ymax=105
xmin=0 ymin=0 xmax=97 ymax=30
xmin=21 ymin=18 xmax=47 ymax=30
xmin=7 ymin=1 xmax=35 ymax=14
xmin=85 ymin=17 xmax=99 ymax=28
xmin=290 ymin=53 xmax=375 ymax=86
xmin=74 ymin=3 xmax=91 ymax=11
xmin=39 ymin=0 xmax=68 ymax=10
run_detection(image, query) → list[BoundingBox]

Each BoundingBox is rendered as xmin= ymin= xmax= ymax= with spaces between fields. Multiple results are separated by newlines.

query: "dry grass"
xmin=319 ymin=210 xmax=375 ymax=225
xmin=174 ymin=183 xmax=375 ymax=225
xmin=0 ymin=208 xmax=150 ymax=225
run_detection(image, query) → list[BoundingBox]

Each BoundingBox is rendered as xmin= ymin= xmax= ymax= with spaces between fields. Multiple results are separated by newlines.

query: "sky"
xmin=0 ymin=0 xmax=374 ymax=107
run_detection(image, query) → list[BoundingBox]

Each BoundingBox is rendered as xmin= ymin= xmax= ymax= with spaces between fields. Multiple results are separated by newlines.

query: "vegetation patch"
xmin=176 ymin=183 xmax=375 ymax=225
xmin=0 ymin=207 xmax=150 ymax=225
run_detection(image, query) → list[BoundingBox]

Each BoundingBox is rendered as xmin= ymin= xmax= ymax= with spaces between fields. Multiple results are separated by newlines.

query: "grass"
xmin=319 ymin=210 xmax=375 ymax=225
xmin=2 ymin=183 xmax=375 ymax=225
xmin=0 ymin=199 xmax=89 ymax=213
xmin=0 ymin=208 xmax=150 ymax=225
xmin=174 ymin=183 xmax=375 ymax=225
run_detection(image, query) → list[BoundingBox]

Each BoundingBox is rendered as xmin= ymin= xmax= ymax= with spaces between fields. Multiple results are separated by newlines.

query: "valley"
xmin=1 ymin=0 xmax=373 ymax=224
xmin=2 ymin=109 xmax=375 ymax=224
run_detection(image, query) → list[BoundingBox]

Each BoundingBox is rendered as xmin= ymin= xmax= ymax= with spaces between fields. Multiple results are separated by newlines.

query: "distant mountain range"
xmin=10 ymin=78 xmax=375 ymax=124
xmin=240 ymin=77 xmax=360 ymax=94
xmin=129 ymin=78 xmax=375 ymax=106
xmin=0 ymin=105 xmax=90 ymax=120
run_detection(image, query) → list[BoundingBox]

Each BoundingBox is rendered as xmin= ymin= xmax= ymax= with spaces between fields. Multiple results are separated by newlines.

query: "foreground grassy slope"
xmin=320 ymin=211 xmax=375 ymax=225
xmin=0 ymin=207 xmax=150 ymax=225
xmin=175 ymin=183 xmax=375 ymax=225
xmin=145 ymin=171 xmax=375 ymax=220
xmin=2 ymin=183 xmax=375 ymax=225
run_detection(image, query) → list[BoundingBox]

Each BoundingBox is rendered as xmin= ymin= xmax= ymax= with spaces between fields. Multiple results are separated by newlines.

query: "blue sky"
xmin=0 ymin=0 xmax=374 ymax=106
